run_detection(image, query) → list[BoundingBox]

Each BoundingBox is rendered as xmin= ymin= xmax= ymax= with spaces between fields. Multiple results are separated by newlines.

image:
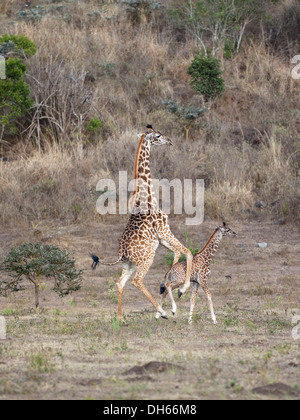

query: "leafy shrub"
xmin=0 ymin=58 xmax=33 ymax=130
xmin=0 ymin=243 xmax=83 ymax=309
xmin=188 ymin=53 xmax=225 ymax=100
xmin=163 ymin=100 xmax=207 ymax=139
xmin=17 ymin=6 xmax=45 ymax=23
xmin=0 ymin=34 xmax=37 ymax=58
xmin=0 ymin=35 xmax=37 ymax=135
xmin=87 ymin=118 xmax=103 ymax=132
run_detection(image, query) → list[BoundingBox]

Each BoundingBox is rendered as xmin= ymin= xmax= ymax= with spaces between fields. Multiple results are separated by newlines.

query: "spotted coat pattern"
xmin=161 ymin=224 xmax=237 ymax=324
xmin=94 ymin=127 xmax=193 ymax=322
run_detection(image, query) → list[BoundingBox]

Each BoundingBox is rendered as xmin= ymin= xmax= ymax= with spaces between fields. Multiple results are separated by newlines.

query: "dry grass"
xmin=1 ymin=126 xmax=298 ymax=227
xmin=0 ymin=219 xmax=299 ymax=400
xmin=0 ymin=143 xmax=107 ymax=226
xmin=0 ymin=0 xmax=12 ymax=15
xmin=0 ymin=0 xmax=299 ymax=227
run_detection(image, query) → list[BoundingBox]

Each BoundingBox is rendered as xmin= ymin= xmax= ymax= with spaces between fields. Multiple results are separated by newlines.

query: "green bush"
xmin=188 ymin=53 xmax=225 ymax=100
xmin=87 ymin=118 xmax=103 ymax=132
xmin=0 ymin=35 xmax=37 ymax=135
xmin=0 ymin=58 xmax=33 ymax=130
xmin=0 ymin=243 xmax=83 ymax=309
xmin=0 ymin=34 xmax=37 ymax=58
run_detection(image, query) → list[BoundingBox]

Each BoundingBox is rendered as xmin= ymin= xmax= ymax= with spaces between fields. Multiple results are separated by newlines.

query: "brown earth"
xmin=0 ymin=217 xmax=299 ymax=400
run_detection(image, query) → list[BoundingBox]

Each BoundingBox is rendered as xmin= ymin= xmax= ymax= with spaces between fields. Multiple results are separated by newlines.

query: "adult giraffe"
xmin=91 ymin=126 xmax=193 ymax=322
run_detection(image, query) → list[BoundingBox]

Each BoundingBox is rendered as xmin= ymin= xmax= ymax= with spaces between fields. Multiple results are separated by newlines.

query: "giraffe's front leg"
xmin=188 ymin=282 xmax=199 ymax=324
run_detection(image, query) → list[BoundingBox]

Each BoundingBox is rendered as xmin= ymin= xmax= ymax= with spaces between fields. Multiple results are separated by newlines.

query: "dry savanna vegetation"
xmin=0 ymin=0 xmax=299 ymax=401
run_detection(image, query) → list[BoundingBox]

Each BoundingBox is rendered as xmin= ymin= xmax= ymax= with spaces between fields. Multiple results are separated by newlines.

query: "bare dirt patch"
xmin=252 ymin=383 xmax=300 ymax=398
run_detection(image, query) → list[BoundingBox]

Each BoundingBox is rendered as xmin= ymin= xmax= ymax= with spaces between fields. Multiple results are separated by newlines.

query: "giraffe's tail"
xmin=160 ymin=283 xmax=166 ymax=295
xmin=160 ymin=270 xmax=171 ymax=295
xmin=90 ymin=254 xmax=122 ymax=270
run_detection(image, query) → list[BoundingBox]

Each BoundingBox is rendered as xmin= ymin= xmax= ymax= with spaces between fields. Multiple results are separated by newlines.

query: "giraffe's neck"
xmin=132 ymin=136 xmax=159 ymax=214
xmin=196 ymin=229 xmax=223 ymax=263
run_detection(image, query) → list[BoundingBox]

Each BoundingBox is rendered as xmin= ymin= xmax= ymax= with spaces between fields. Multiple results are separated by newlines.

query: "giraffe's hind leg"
xmin=156 ymin=284 xmax=177 ymax=319
xmin=132 ymin=255 xmax=168 ymax=319
xmin=167 ymin=285 xmax=177 ymax=315
xmin=201 ymin=277 xmax=217 ymax=324
xmin=160 ymin=237 xmax=193 ymax=298
xmin=116 ymin=262 xmax=137 ymax=323
xmin=189 ymin=282 xmax=200 ymax=325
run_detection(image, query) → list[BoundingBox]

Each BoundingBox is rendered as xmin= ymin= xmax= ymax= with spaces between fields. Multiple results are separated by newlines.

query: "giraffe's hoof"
xmin=119 ymin=318 xmax=128 ymax=327
xmin=172 ymin=311 xmax=176 ymax=316
xmin=178 ymin=289 xmax=183 ymax=299
xmin=161 ymin=314 xmax=168 ymax=320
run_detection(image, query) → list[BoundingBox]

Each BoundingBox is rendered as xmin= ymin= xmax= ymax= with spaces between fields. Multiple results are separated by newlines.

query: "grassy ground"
xmin=0 ymin=218 xmax=299 ymax=400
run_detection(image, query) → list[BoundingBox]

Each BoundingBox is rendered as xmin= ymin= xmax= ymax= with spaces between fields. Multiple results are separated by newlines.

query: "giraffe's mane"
xmin=196 ymin=228 xmax=219 ymax=255
xmin=134 ymin=133 xmax=146 ymax=181
xmin=130 ymin=133 xmax=146 ymax=210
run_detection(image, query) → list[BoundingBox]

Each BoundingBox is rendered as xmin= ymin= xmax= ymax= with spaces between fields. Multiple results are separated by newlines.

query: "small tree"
xmin=188 ymin=54 xmax=225 ymax=101
xmin=163 ymin=100 xmax=207 ymax=140
xmin=0 ymin=243 xmax=83 ymax=309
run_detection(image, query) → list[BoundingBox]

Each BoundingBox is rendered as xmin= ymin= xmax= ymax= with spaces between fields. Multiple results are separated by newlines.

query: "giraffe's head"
xmin=138 ymin=125 xmax=173 ymax=146
xmin=218 ymin=222 xmax=237 ymax=237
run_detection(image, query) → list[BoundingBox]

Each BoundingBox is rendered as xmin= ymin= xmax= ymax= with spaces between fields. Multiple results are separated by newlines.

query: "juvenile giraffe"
xmin=160 ymin=223 xmax=237 ymax=324
xmin=91 ymin=126 xmax=193 ymax=322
